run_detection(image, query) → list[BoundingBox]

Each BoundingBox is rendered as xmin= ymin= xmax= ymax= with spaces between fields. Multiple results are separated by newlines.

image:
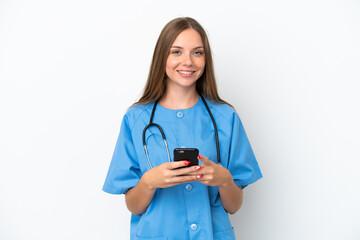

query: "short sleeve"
xmin=102 ymin=115 xmax=141 ymax=194
xmin=227 ymin=113 xmax=262 ymax=189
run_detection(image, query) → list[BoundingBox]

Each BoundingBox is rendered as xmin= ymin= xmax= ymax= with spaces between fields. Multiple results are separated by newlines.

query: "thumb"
xmin=198 ymin=155 xmax=212 ymax=166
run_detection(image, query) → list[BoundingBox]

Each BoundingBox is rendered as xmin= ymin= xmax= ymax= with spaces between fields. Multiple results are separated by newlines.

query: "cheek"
xmin=196 ymin=59 xmax=205 ymax=72
xmin=166 ymin=57 xmax=177 ymax=70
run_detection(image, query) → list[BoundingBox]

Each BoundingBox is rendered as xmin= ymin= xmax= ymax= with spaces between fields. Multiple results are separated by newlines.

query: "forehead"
xmin=171 ymin=28 xmax=203 ymax=47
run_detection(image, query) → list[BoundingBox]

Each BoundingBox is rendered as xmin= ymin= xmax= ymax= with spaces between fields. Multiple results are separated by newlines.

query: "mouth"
xmin=177 ymin=70 xmax=196 ymax=77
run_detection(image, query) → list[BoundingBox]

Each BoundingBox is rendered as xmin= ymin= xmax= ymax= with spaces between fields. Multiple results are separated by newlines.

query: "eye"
xmin=193 ymin=51 xmax=204 ymax=56
xmin=171 ymin=50 xmax=181 ymax=55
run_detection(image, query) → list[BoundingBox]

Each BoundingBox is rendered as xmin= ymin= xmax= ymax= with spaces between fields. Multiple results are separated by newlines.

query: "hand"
xmin=194 ymin=155 xmax=233 ymax=187
xmin=142 ymin=160 xmax=200 ymax=189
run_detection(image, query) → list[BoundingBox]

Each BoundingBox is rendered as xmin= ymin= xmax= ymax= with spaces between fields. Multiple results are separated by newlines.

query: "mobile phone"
xmin=174 ymin=148 xmax=199 ymax=167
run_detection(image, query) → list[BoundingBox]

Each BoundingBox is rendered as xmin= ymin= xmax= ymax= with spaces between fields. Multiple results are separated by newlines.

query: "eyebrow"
xmin=171 ymin=46 xmax=204 ymax=49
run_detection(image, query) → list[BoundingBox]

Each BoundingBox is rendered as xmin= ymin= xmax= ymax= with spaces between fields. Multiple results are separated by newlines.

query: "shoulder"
xmin=205 ymin=98 xmax=239 ymax=125
xmin=123 ymin=103 xmax=153 ymax=129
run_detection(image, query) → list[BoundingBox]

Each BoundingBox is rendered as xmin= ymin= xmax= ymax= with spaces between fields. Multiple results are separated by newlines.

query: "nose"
xmin=182 ymin=53 xmax=193 ymax=66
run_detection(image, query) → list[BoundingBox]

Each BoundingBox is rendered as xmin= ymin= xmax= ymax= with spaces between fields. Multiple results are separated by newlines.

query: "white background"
xmin=1 ymin=0 xmax=359 ymax=239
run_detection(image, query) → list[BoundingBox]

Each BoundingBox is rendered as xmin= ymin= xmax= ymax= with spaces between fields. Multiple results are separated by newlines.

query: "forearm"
xmin=218 ymin=178 xmax=243 ymax=214
xmin=125 ymin=160 xmax=200 ymax=215
xmin=125 ymin=175 xmax=156 ymax=215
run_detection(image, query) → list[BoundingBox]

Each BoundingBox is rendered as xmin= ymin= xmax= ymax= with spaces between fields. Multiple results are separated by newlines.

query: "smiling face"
xmin=165 ymin=28 xmax=205 ymax=90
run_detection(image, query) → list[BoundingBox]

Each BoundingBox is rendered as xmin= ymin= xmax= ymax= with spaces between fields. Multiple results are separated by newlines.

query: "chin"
xmin=177 ymin=81 xmax=197 ymax=89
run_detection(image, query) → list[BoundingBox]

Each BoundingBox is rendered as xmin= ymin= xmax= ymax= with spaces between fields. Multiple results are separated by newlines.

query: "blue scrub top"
xmin=103 ymin=97 xmax=262 ymax=240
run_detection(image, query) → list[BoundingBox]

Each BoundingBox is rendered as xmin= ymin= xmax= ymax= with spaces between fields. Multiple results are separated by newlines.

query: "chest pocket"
xmin=145 ymin=129 xmax=170 ymax=168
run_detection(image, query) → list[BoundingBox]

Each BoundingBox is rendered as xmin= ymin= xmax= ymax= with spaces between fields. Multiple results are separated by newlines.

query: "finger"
xmin=172 ymin=165 xmax=202 ymax=176
xmin=170 ymin=175 xmax=198 ymax=184
xmin=194 ymin=174 xmax=205 ymax=182
xmin=196 ymin=171 xmax=213 ymax=181
xmin=198 ymin=155 xmax=212 ymax=166
xmin=186 ymin=166 xmax=204 ymax=176
xmin=195 ymin=175 xmax=214 ymax=185
xmin=166 ymin=160 xmax=190 ymax=169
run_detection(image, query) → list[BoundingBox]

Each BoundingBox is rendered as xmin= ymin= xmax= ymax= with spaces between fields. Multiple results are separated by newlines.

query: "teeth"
xmin=178 ymin=71 xmax=193 ymax=74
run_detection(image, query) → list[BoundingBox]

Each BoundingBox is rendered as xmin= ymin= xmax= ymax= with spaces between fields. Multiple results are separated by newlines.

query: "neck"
xmin=159 ymin=86 xmax=199 ymax=109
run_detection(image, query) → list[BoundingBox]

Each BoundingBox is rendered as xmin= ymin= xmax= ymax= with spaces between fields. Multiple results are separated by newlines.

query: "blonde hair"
xmin=134 ymin=17 xmax=231 ymax=107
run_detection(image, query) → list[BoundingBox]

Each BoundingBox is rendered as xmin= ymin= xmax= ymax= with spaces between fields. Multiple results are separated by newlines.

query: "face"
xmin=165 ymin=28 xmax=205 ymax=90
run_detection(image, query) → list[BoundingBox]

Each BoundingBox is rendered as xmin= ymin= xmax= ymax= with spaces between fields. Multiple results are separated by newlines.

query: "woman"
xmin=103 ymin=17 xmax=262 ymax=240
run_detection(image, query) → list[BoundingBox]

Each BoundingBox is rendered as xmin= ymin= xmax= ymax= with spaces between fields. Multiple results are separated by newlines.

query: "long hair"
xmin=134 ymin=17 xmax=231 ymax=107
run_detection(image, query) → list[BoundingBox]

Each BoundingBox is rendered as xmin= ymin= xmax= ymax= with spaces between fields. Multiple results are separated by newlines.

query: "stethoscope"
xmin=142 ymin=93 xmax=221 ymax=168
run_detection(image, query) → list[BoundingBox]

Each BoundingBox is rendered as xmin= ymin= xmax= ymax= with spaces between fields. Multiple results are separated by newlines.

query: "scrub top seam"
xmin=128 ymin=104 xmax=152 ymax=131
xmin=234 ymin=173 xmax=263 ymax=188
xmin=207 ymin=103 xmax=234 ymax=130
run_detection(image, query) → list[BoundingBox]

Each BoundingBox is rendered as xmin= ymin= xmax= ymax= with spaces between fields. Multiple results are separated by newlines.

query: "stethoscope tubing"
xmin=142 ymin=93 xmax=220 ymax=168
xmin=199 ymin=94 xmax=221 ymax=164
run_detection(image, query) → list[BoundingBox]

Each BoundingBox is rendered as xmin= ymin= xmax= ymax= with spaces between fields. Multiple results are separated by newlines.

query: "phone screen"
xmin=173 ymin=148 xmax=199 ymax=167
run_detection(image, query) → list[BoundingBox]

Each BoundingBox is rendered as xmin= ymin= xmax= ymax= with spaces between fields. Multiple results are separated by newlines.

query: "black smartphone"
xmin=174 ymin=148 xmax=199 ymax=167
